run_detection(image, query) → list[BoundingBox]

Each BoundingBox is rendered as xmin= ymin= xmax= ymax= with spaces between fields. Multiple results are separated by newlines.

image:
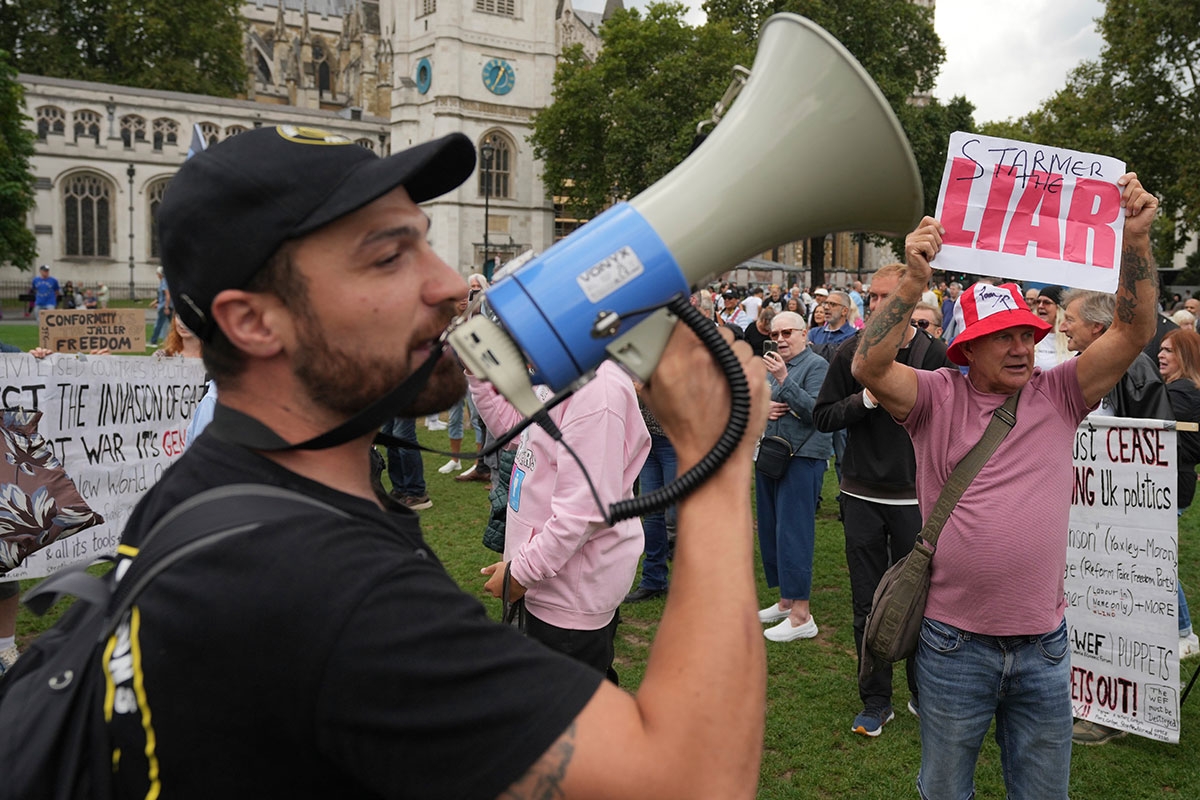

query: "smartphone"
xmin=762 ymin=341 xmax=778 ymax=356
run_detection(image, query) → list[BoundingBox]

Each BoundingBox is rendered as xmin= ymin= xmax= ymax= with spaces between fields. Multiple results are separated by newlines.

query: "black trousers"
xmin=525 ymin=608 xmax=621 ymax=686
xmin=842 ymin=493 xmax=921 ymax=708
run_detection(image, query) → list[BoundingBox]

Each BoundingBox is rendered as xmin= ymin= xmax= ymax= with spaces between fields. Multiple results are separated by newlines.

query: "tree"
xmin=0 ymin=48 xmax=37 ymax=270
xmin=530 ymin=3 xmax=752 ymax=218
xmin=0 ymin=0 xmax=246 ymax=97
xmin=995 ymin=0 xmax=1199 ymax=270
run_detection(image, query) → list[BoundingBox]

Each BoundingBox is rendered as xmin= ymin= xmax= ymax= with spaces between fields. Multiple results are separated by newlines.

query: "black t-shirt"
xmin=106 ymin=434 xmax=602 ymax=799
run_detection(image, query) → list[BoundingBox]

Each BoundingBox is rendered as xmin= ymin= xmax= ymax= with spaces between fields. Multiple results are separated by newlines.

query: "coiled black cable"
xmin=604 ymin=293 xmax=751 ymax=523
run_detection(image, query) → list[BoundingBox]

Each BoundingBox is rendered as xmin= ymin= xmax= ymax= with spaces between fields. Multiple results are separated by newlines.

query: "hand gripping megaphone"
xmin=451 ymin=13 xmax=922 ymax=503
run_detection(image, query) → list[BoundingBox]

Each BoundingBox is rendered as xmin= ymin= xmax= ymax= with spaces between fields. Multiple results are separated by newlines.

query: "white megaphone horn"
xmin=450 ymin=13 xmax=923 ymax=416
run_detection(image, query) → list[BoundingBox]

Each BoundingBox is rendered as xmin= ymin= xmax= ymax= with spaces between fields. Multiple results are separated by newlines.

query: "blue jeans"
xmin=636 ymin=434 xmax=677 ymax=591
xmin=382 ymin=417 xmax=426 ymax=496
xmin=448 ymin=395 xmax=465 ymax=440
xmin=151 ymin=309 xmax=171 ymax=344
xmin=1178 ymin=509 xmax=1192 ymax=637
xmin=916 ymin=617 xmax=1071 ymax=800
xmin=755 ymin=456 xmax=825 ymax=599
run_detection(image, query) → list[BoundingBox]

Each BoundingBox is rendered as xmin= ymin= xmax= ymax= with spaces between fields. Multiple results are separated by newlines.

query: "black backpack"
xmin=0 ymin=484 xmax=346 ymax=800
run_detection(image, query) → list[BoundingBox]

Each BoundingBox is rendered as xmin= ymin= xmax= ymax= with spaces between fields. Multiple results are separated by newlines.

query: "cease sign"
xmin=934 ymin=132 xmax=1126 ymax=293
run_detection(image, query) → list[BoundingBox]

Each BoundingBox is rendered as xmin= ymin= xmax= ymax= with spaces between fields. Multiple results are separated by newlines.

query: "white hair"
xmin=772 ymin=311 xmax=806 ymax=331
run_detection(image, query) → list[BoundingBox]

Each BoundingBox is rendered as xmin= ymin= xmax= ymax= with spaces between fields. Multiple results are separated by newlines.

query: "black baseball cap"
xmin=159 ymin=125 xmax=476 ymax=340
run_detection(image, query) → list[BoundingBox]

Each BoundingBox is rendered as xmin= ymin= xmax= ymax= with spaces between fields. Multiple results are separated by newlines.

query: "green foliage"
xmin=1002 ymin=0 xmax=1199 ymax=269
xmin=0 ymin=48 xmax=37 ymax=270
xmin=531 ymin=4 xmax=752 ymax=217
xmin=0 ymin=0 xmax=246 ymax=97
xmin=702 ymin=0 xmax=944 ymax=107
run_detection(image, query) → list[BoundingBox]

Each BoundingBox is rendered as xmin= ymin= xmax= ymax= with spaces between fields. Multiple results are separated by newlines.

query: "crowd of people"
xmin=2 ymin=123 xmax=1193 ymax=799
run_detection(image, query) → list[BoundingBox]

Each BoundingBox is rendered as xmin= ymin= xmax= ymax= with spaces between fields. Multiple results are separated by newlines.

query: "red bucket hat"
xmin=946 ymin=282 xmax=1051 ymax=366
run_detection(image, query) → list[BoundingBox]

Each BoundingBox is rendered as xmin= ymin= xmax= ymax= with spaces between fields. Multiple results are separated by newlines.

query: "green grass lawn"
xmin=14 ymin=419 xmax=1200 ymax=797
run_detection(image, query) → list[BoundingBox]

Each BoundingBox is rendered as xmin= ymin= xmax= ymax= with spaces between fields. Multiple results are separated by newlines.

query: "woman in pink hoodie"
xmin=472 ymin=361 xmax=650 ymax=683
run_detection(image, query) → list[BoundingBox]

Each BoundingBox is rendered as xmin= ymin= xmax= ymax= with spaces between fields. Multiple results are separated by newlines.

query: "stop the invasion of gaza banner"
xmin=1068 ymin=416 xmax=1181 ymax=743
xmin=0 ymin=353 xmax=207 ymax=580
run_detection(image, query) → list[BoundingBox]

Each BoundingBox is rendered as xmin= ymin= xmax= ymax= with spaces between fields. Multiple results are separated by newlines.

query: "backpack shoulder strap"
xmin=25 ymin=484 xmax=351 ymax=626
xmin=105 ymin=484 xmax=351 ymax=635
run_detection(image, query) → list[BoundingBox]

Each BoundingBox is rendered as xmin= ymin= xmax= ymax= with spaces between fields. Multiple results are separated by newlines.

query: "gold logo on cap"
xmin=276 ymin=125 xmax=353 ymax=145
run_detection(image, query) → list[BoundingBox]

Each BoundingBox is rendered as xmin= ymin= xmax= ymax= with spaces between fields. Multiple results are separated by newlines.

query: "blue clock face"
xmin=482 ymin=58 xmax=515 ymax=96
xmin=415 ymin=57 xmax=432 ymax=94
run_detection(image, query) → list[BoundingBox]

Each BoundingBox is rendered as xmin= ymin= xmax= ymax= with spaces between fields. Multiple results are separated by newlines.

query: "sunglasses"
xmin=910 ymin=319 xmax=933 ymax=330
xmin=770 ymin=328 xmax=800 ymax=340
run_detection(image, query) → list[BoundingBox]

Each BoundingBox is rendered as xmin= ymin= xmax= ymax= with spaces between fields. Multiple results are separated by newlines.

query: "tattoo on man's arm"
xmin=500 ymin=722 xmax=576 ymax=800
xmin=1116 ymin=245 xmax=1158 ymax=325
xmin=858 ymin=299 xmax=916 ymax=360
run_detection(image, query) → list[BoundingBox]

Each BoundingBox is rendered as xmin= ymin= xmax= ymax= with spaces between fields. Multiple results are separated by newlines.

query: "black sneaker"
xmin=623 ymin=587 xmax=667 ymax=604
xmin=399 ymin=494 xmax=432 ymax=511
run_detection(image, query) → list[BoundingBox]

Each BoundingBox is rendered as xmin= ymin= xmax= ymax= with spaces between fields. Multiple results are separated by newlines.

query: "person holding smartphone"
xmin=757 ymin=311 xmax=832 ymax=642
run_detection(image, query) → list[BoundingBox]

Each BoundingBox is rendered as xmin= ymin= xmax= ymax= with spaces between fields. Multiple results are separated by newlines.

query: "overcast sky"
xmin=571 ymin=0 xmax=1107 ymax=123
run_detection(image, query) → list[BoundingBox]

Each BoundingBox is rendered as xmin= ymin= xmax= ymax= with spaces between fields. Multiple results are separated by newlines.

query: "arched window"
xmin=120 ymin=114 xmax=146 ymax=147
xmin=199 ymin=122 xmax=221 ymax=147
xmin=478 ymin=133 xmax=513 ymax=199
xmin=152 ymin=118 xmax=179 ymax=151
xmin=255 ymin=52 xmax=272 ymax=85
xmin=147 ymin=178 xmax=171 ymax=260
xmin=73 ymin=109 xmax=101 ymax=144
xmin=355 ymin=137 xmax=374 ymax=152
xmin=318 ymin=61 xmax=331 ymax=98
xmin=225 ymin=125 xmax=247 ymax=138
xmin=36 ymin=106 xmax=65 ymax=140
xmin=62 ymin=173 xmax=114 ymax=257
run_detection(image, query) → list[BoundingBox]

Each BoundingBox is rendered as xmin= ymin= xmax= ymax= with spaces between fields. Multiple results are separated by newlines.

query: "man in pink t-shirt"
xmin=851 ymin=174 xmax=1160 ymax=800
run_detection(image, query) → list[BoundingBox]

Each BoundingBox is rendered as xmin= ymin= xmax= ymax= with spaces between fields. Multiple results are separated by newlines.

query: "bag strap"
xmin=102 ymin=484 xmax=351 ymax=639
xmin=23 ymin=484 xmax=350 ymax=637
xmin=919 ymin=390 xmax=1020 ymax=549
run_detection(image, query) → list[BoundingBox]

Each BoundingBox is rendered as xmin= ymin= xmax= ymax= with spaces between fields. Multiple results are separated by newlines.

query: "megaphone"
xmin=451 ymin=13 xmax=923 ymax=416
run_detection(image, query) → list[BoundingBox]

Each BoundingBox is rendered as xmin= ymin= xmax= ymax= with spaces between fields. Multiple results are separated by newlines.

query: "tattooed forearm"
xmin=858 ymin=297 xmax=916 ymax=361
xmin=500 ymin=722 xmax=576 ymax=800
xmin=1115 ymin=243 xmax=1158 ymax=326
xmin=1120 ymin=245 xmax=1157 ymax=291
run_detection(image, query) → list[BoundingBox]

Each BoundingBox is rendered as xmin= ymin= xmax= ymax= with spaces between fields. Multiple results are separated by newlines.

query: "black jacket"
xmin=1103 ymin=351 xmax=1173 ymax=420
xmin=813 ymin=329 xmax=954 ymax=500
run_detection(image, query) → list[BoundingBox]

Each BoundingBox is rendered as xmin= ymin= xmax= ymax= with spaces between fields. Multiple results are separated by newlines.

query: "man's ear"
xmin=209 ymin=289 xmax=289 ymax=359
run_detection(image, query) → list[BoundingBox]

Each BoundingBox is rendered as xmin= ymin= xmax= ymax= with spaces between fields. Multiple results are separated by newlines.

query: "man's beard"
xmin=292 ymin=316 xmax=467 ymax=420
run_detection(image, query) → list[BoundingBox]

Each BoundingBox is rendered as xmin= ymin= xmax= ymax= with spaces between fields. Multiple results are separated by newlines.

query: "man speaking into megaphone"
xmin=96 ymin=117 xmax=774 ymax=799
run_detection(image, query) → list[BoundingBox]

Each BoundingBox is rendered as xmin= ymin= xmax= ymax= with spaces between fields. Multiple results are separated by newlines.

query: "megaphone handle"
xmin=607 ymin=295 xmax=751 ymax=524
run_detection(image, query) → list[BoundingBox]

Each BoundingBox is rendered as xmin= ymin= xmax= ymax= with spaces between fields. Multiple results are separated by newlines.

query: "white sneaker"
xmin=425 ymin=417 xmax=448 ymax=431
xmin=764 ymin=616 xmax=818 ymax=642
xmin=758 ymin=603 xmax=790 ymax=623
xmin=1181 ymin=633 xmax=1200 ymax=659
xmin=438 ymin=459 xmax=462 ymax=474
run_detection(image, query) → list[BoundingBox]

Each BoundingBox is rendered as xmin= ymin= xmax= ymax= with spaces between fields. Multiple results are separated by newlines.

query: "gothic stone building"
xmin=8 ymin=0 xmax=617 ymax=292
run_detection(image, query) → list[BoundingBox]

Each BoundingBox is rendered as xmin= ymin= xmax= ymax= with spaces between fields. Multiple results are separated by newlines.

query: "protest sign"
xmin=38 ymin=308 xmax=146 ymax=353
xmin=935 ymin=132 xmax=1126 ymax=292
xmin=1068 ymin=416 xmax=1180 ymax=743
xmin=0 ymin=353 xmax=206 ymax=579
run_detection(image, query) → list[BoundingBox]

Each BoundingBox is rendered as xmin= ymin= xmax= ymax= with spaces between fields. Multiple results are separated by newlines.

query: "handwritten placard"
xmin=1068 ymin=416 xmax=1180 ymax=743
xmin=0 ymin=353 xmax=206 ymax=579
xmin=935 ymin=131 xmax=1126 ymax=292
xmin=38 ymin=309 xmax=147 ymax=353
